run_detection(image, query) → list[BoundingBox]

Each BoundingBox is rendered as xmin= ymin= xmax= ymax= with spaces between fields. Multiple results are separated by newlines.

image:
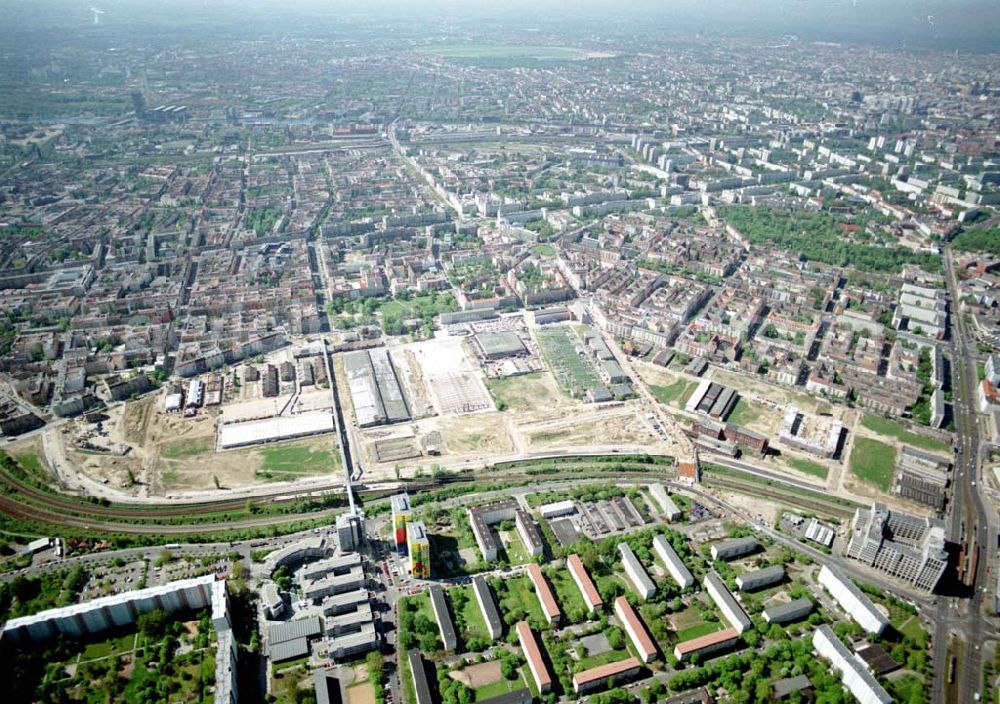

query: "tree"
xmin=137 ymin=609 xmax=169 ymax=641
xmin=155 ymin=550 xmax=173 ymax=568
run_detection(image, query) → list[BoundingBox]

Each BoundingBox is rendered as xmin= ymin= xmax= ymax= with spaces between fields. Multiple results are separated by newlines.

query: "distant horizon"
xmin=1 ymin=0 xmax=999 ymax=53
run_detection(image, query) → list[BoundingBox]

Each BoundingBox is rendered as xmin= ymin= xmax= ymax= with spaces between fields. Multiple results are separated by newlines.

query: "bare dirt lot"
xmin=519 ymin=406 xmax=659 ymax=451
xmin=450 ymin=661 xmax=502 ymax=689
xmin=439 ymin=412 xmax=515 ymax=455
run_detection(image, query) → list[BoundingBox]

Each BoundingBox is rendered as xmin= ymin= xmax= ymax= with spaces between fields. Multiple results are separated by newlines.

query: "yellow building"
xmin=407 ymin=520 xmax=431 ymax=579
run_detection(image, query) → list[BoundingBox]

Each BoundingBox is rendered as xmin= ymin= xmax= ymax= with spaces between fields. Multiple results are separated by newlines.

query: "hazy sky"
xmin=2 ymin=0 xmax=998 ymax=51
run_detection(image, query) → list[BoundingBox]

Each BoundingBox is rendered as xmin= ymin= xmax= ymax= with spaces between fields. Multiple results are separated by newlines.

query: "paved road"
xmin=933 ymin=248 xmax=993 ymax=704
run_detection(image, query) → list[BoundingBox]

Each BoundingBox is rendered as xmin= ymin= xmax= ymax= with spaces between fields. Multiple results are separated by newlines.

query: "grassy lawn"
xmin=408 ymin=590 xmax=437 ymax=626
xmin=474 ymin=672 xmax=527 ymax=701
xmin=531 ymin=244 xmax=556 ymax=256
xmin=496 ymin=575 xmax=546 ymax=628
xmin=545 ymin=568 xmax=590 ymax=622
xmin=849 ymin=437 xmax=896 ymax=492
xmin=650 ymin=379 xmax=697 ymax=407
xmin=452 ymin=585 xmax=491 ymax=643
xmin=725 ymin=397 xmax=762 ymax=426
xmin=504 ymin=532 xmax=531 ymax=565
xmin=887 ymin=674 xmax=927 ymax=703
xmin=272 ymin=664 xmax=313 ymax=704
xmin=160 ymin=437 xmax=213 ymax=460
xmin=785 ymin=457 xmax=829 ymax=480
xmin=81 ymin=633 xmax=135 ymax=660
xmin=259 ymin=440 xmax=340 ymax=478
xmin=860 ymin=414 xmax=951 ymax=453
xmin=574 ymin=648 xmax=631 ymax=672
xmin=273 ymin=654 xmax=311 ymax=672
xmin=896 ymin=615 xmax=929 ymax=647
xmin=675 ymin=621 xmax=721 ymax=642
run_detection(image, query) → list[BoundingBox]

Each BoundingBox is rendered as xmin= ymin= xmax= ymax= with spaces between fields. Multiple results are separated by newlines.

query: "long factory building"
xmin=344 ymin=348 xmax=410 ymax=427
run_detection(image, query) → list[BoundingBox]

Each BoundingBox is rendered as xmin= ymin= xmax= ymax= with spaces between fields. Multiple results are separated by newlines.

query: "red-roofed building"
xmin=614 ymin=596 xmax=658 ymax=663
xmin=567 ymin=554 xmax=603 ymax=613
xmin=527 ymin=563 xmax=561 ymax=626
xmin=516 ymin=621 xmax=552 ymax=693
xmin=572 ymin=657 xmax=643 ymax=694
xmin=978 ymin=379 xmax=1000 ymax=413
xmin=673 ymin=627 xmax=741 ymax=661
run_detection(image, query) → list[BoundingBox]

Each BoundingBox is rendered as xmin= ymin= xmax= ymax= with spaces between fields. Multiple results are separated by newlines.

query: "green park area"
xmin=6 ymin=609 xmax=217 ymax=704
xmin=860 ymin=414 xmax=951 ymax=453
xmin=849 ymin=437 xmax=897 ymax=491
xmin=377 ymin=292 xmax=459 ymax=334
xmin=493 ymin=575 xmax=547 ymax=629
xmin=398 ymin=591 xmax=443 ymax=653
xmin=718 ymin=206 xmax=941 ymax=274
xmin=449 ymin=585 xmax=492 ymax=650
xmin=531 ymin=243 xmax=556 ymax=256
xmin=544 ymin=568 xmax=589 ymax=624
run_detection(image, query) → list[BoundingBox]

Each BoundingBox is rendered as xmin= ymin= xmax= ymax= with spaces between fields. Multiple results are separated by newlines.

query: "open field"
xmin=157 ymin=435 xmax=340 ymax=491
xmin=439 ymin=413 xmax=515 ymax=455
xmin=486 ymin=372 xmax=567 ymax=413
xmin=784 ymin=456 xmax=829 ymax=480
xmin=160 ymin=437 xmax=214 ymax=460
xmin=474 ymin=673 xmax=526 ymax=702
xmin=860 ymin=414 xmax=951 ymax=453
xmin=650 ymin=379 xmax=698 ymax=407
xmin=522 ymin=409 xmax=658 ymax=451
xmin=259 ymin=440 xmax=340 ymax=477
xmin=849 ymin=437 xmax=896 ymax=491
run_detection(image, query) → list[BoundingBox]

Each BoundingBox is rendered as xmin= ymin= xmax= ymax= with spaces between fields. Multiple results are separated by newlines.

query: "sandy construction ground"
xmin=44 ymin=387 xmax=342 ymax=497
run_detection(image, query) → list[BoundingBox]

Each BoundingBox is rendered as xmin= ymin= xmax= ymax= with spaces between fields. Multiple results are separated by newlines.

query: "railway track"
xmin=702 ymin=471 xmax=860 ymax=520
xmin=0 ymin=453 xmax=854 ymax=535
